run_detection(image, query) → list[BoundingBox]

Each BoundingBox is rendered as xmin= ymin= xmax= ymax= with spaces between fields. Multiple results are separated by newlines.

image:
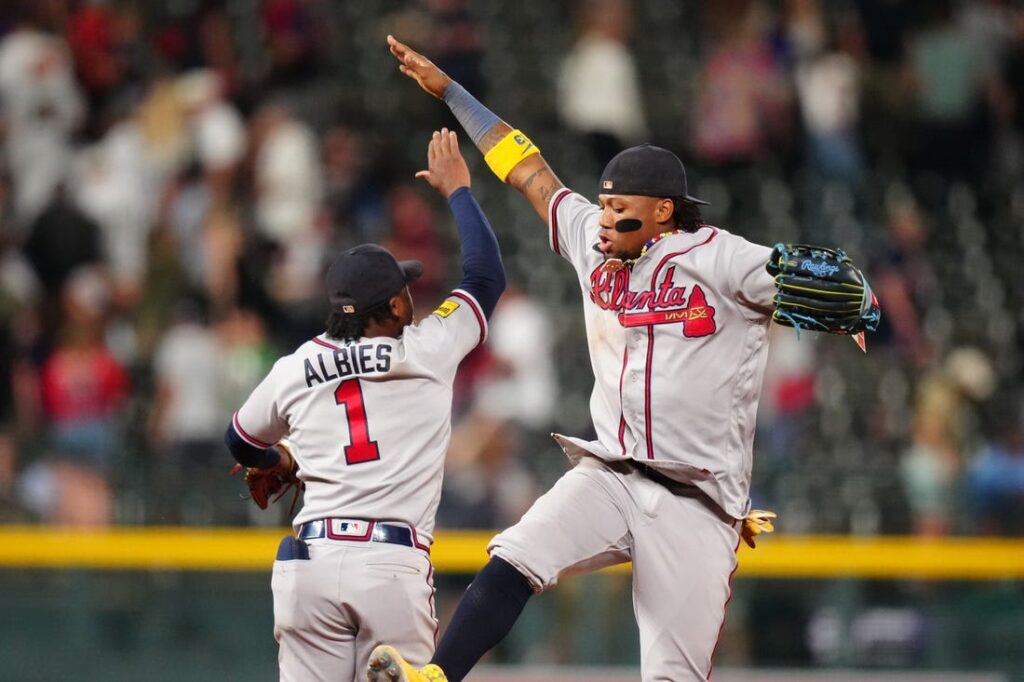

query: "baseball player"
xmin=367 ymin=37 xmax=878 ymax=682
xmin=224 ymin=129 xmax=506 ymax=682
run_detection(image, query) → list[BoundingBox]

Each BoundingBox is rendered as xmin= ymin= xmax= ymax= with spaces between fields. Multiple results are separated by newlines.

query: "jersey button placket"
xmin=629 ymin=332 xmax=643 ymax=384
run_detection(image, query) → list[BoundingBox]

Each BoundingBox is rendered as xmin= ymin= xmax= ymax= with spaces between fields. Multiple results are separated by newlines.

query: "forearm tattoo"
xmin=515 ymin=166 xmax=562 ymax=200
xmin=518 ymin=167 xmax=548 ymax=191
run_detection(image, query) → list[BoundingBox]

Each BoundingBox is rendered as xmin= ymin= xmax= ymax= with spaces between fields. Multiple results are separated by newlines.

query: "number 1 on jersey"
xmin=334 ymin=379 xmax=381 ymax=465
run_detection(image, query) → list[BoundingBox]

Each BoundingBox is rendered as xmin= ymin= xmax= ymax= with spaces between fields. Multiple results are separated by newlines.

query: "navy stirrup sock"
xmin=431 ymin=557 xmax=533 ymax=681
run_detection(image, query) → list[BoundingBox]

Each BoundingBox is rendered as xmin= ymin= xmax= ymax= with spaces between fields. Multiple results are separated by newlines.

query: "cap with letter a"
xmin=326 ymin=244 xmax=423 ymax=314
xmin=599 ymin=144 xmax=709 ymax=205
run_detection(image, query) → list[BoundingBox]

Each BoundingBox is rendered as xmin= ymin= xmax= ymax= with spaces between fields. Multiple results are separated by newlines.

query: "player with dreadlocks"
xmin=367 ymin=36 xmax=879 ymax=682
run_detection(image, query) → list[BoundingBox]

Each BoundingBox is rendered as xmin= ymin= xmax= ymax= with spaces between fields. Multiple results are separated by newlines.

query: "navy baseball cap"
xmin=326 ymin=244 xmax=423 ymax=314
xmin=599 ymin=144 xmax=709 ymax=205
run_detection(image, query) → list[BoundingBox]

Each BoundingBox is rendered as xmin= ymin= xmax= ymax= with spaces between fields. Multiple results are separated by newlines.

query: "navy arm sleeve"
xmin=224 ymin=423 xmax=282 ymax=469
xmin=448 ymin=187 xmax=506 ymax=318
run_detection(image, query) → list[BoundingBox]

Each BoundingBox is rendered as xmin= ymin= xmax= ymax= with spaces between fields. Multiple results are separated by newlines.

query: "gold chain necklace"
xmin=603 ymin=229 xmax=686 ymax=273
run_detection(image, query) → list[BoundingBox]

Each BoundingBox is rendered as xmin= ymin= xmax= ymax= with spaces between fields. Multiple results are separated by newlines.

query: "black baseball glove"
xmin=766 ymin=243 xmax=880 ymax=335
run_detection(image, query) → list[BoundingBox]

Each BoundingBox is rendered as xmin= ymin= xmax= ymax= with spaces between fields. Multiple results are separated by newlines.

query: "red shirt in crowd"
xmin=40 ymin=346 xmax=129 ymax=423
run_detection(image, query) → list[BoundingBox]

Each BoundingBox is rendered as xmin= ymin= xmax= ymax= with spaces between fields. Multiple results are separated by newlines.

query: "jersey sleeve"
xmin=548 ymin=188 xmax=601 ymax=270
xmin=728 ymin=239 xmax=776 ymax=320
xmin=448 ymin=187 xmax=505 ymax=319
xmin=233 ymin=359 xmax=289 ymax=448
xmin=405 ymin=289 xmax=488 ymax=378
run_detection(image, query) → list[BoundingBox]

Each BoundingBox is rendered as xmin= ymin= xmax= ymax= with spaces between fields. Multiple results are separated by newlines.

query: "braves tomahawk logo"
xmin=589 ymin=265 xmax=717 ymax=337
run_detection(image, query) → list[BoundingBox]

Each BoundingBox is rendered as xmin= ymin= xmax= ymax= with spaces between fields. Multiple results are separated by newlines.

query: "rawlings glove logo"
xmin=767 ymin=243 xmax=881 ymax=338
xmin=800 ymin=259 xmax=840 ymax=278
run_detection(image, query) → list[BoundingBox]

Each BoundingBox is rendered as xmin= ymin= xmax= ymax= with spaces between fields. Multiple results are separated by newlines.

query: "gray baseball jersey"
xmin=546 ymin=188 xmax=776 ymax=519
xmin=234 ymin=289 xmax=487 ymax=681
xmin=489 ymin=189 xmax=776 ymax=681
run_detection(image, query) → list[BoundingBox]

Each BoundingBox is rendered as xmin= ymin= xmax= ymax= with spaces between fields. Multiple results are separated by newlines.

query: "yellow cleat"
xmin=367 ymin=645 xmax=448 ymax=682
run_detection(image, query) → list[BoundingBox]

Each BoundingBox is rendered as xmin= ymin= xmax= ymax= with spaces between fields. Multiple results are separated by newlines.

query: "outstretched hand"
xmin=416 ymin=129 xmax=470 ymax=198
xmin=387 ymin=34 xmax=451 ymax=98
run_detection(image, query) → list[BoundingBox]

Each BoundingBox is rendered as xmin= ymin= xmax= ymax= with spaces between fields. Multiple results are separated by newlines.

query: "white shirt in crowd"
xmin=557 ymin=36 xmax=648 ymax=144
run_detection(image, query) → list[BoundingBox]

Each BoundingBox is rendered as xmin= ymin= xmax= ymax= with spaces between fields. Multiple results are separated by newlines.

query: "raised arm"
xmin=388 ymin=35 xmax=564 ymax=226
xmin=416 ymin=128 xmax=506 ymax=318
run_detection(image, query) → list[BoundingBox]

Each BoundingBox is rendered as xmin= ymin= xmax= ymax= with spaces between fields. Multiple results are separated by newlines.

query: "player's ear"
xmin=654 ymin=198 xmax=674 ymax=225
xmin=390 ymin=287 xmax=413 ymax=318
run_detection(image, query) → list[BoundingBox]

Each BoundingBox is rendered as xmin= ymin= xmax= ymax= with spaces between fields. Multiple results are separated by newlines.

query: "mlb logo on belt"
xmin=329 ymin=519 xmax=367 ymax=537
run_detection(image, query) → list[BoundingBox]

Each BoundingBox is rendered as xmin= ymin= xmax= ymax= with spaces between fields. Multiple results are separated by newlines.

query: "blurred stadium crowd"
xmin=0 ymin=0 xmax=1022 ymax=538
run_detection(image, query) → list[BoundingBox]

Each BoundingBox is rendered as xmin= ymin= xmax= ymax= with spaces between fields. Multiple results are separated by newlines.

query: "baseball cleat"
xmin=367 ymin=645 xmax=447 ymax=682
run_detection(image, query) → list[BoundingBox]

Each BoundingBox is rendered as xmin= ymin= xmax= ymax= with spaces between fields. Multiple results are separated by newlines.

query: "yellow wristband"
xmin=483 ymin=129 xmax=540 ymax=182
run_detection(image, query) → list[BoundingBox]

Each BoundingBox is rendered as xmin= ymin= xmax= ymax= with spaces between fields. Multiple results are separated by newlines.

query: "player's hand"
xmin=387 ymin=34 xmax=451 ymax=99
xmin=416 ymin=128 xmax=470 ymax=198
xmin=231 ymin=440 xmax=302 ymax=512
xmin=272 ymin=440 xmax=296 ymax=477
